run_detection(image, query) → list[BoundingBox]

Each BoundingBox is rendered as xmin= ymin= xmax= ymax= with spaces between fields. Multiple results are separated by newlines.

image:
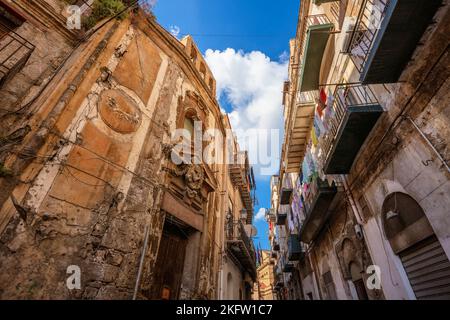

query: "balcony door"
xmin=149 ymin=221 xmax=188 ymax=300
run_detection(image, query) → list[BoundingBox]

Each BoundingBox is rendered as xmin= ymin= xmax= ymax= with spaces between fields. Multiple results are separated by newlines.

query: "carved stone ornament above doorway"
xmin=173 ymin=163 xmax=205 ymax=199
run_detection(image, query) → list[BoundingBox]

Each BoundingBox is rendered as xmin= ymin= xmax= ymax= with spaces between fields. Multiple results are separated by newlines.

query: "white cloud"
xmin=254 ymin=208 xmax=266 ymax=222
xmin=169 ymin=25 xmax=181 ymax=38
xmin=278 ymin=50 xmax=290 ymax=64
xmin=205 ymin=48 xmax=288 ymax=178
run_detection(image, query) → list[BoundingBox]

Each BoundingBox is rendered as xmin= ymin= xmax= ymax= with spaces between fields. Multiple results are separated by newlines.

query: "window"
xmin=208 ymin=78 xmax=214 ymax=91
xmin=0 ymin=4 xmax=33 ymax=88
xmin=190 ymin=47 xmax=198 ymax=64
xmin=323 ymin=271 xmax=337 ymax=300
xmin=199 ymin=62 xmax=206 ymax=79
xmin=350 ymin=262 xmax=368 ymax=300
xmin=183 ymin=117 xmax=195 ymax=140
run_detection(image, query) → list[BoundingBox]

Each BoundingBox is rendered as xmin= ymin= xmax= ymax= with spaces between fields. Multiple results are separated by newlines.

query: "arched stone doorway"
xmin=382 ymin=192 xmax=450 ymax=300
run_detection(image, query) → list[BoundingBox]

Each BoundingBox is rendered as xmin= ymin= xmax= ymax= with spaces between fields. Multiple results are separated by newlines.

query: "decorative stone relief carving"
xmin=172 ymin=163 xmax=205 ymax=199
xmin=98 ymin=89 xmax=142 ymax=134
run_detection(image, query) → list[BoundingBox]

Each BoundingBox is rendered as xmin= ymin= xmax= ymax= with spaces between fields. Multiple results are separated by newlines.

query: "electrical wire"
xmin=0 ymin=0 xmax=141 ymax=120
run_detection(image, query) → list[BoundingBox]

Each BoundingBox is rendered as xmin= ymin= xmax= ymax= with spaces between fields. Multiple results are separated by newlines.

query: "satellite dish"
xmin=244 ymin=224 xmax=258 ymax=237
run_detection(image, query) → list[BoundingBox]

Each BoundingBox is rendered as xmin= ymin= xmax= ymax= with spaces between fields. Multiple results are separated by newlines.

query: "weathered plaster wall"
xmin=222 ymin=256 xmax=244 ymax=300
xmin=0 ymin=11 xmax=227 ymax=300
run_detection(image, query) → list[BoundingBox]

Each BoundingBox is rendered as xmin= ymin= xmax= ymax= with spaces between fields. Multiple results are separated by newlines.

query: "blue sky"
xmin=153 ymin=0 xmax=300 ymax=250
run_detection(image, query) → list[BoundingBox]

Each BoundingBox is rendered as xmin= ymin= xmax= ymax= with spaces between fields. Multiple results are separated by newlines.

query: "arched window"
xmin=184 ymin=116 xmax=195 ymax=140
xmin=381 ymin=192 xmax=450 ymax=300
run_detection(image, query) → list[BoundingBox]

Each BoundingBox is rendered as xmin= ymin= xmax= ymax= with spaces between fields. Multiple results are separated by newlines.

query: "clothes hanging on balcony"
xmin=322 ymin=89 xmax=335 ymax=131
xmin=315 ymin=116 xmax=326 ymax=140
xmin=311 ymin=126 xmax=318 ymax=146
xmin=288 ymin=209 xmax=295 ymax=233
xmin=320 ymin=88 xmax=327 ymax=107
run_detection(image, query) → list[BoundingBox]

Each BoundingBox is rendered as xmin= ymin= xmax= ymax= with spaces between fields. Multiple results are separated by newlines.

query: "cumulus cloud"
xmin=254 ymin=208 xmax=266 ymax=222
xmin=169 ymin=25 xmax=181 ymax=38
xmin=205 ymin=49 xmax=288 ymax=178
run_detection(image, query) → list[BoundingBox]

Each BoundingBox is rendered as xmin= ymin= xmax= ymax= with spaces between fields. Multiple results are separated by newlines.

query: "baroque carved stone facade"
xmin=0 ymin=2 xmax=256 ymax=300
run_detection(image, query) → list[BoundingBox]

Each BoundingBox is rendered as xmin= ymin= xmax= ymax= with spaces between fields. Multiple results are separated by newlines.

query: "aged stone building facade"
xmin=270 ymin=0 xmax=450 ymax=300
xmin=0 ymin=1 xmax=257 ymax=300
xmin=219 ymin=119 xmax=257 ymax=300
xmin=253 ymin=250 xmax=276 ymax=300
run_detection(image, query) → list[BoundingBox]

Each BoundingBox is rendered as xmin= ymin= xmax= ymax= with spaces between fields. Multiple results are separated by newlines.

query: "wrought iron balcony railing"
xmin=347 ymin=0 xmax=441 ymax=84
xmin=300 ymin=175 xmax=340 ymax=244
xmin=280 ymin=254 xmax=294 ymax=273
xmin=266 ymin=208 xmax=276 ymax=222
xmin=276 ymin=204 xmax=289 ymax=226
xmin=347 ymin=0 xmax=389 ymax=75
xmin=225 ymin=218 xmax=256 ymax=277
xmin=0 ymin=25 xmax=34 ymax=87
xmin=280 ymin=173 xmax=293 ymax=205
xmin=287 ymin=234 xmax=304 ymax=262
xmin=229 ymin=151 xmax=255 ymax=224
xmin=321 ymin=84 xmax=383 ymax=174
xmin=302 ymin=175 xmax=337 ymax=218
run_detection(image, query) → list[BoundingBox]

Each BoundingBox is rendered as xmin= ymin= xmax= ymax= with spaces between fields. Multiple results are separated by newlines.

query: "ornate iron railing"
xmin=225 ymin=218 xmax=256 ymax=264
xmin=321 ymin=84 xmax=379 ymax=165
xmin=347 ymin=0 xmax=390 ymax=72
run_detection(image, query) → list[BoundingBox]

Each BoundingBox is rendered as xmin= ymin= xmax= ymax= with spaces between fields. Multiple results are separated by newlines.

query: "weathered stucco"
xmin=0 ymin=5 xmax=247 ymax=300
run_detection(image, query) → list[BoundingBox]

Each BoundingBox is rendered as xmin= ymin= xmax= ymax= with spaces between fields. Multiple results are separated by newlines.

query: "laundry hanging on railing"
xmin=311 ymin=126 xmax=318 ymax=146
xmin=322 ymin=90 xmax=335 ymax=132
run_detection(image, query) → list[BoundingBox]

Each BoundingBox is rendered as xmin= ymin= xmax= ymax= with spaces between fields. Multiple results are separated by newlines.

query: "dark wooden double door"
xmin=149 ymin=224 xmax=188 ymax=300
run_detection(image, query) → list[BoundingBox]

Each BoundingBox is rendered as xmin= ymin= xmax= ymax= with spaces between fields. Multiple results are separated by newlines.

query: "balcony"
xmin=322 ymin=84 xmax=383 ymax=174
xmin=285 ymin=91 xmax=317 ymax=173
xmin=229 ymin=151 xmax=255 ymax=224
xmin=272 ymin=241 xmax=280 ymax=252
xmin=300 ymin=176 xmax=339 ymax=244
xmin=288 ymin=234 xmax=304 ymax=261
xmin=299 ymin=14 xmax=334 ymax=92
xmin=274 ymin=272 xmax=284 ymax=289
xmin=281 ymin=256 xmax=294 ymax=273
xmin=276 ymin=205 xmax=289 ymax=226
xmin=348 ymin=0 xmax=442 ymax=84
xmin=280 ymin=174 xmax=293 ymax=205
xmin=313 ymin=0 xmax=339 ymax=4
xmin=266 ymin=208 xmax=276 ymax=222
xmin=225 ymin=218 xmax=257 ymax=279
xmin=0 ymin=25 xmax=34 ymax=87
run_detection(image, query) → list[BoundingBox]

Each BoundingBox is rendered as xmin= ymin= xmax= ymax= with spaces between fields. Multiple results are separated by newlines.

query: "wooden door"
xmin=150 ymin=226 xmax=188 ymax=300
